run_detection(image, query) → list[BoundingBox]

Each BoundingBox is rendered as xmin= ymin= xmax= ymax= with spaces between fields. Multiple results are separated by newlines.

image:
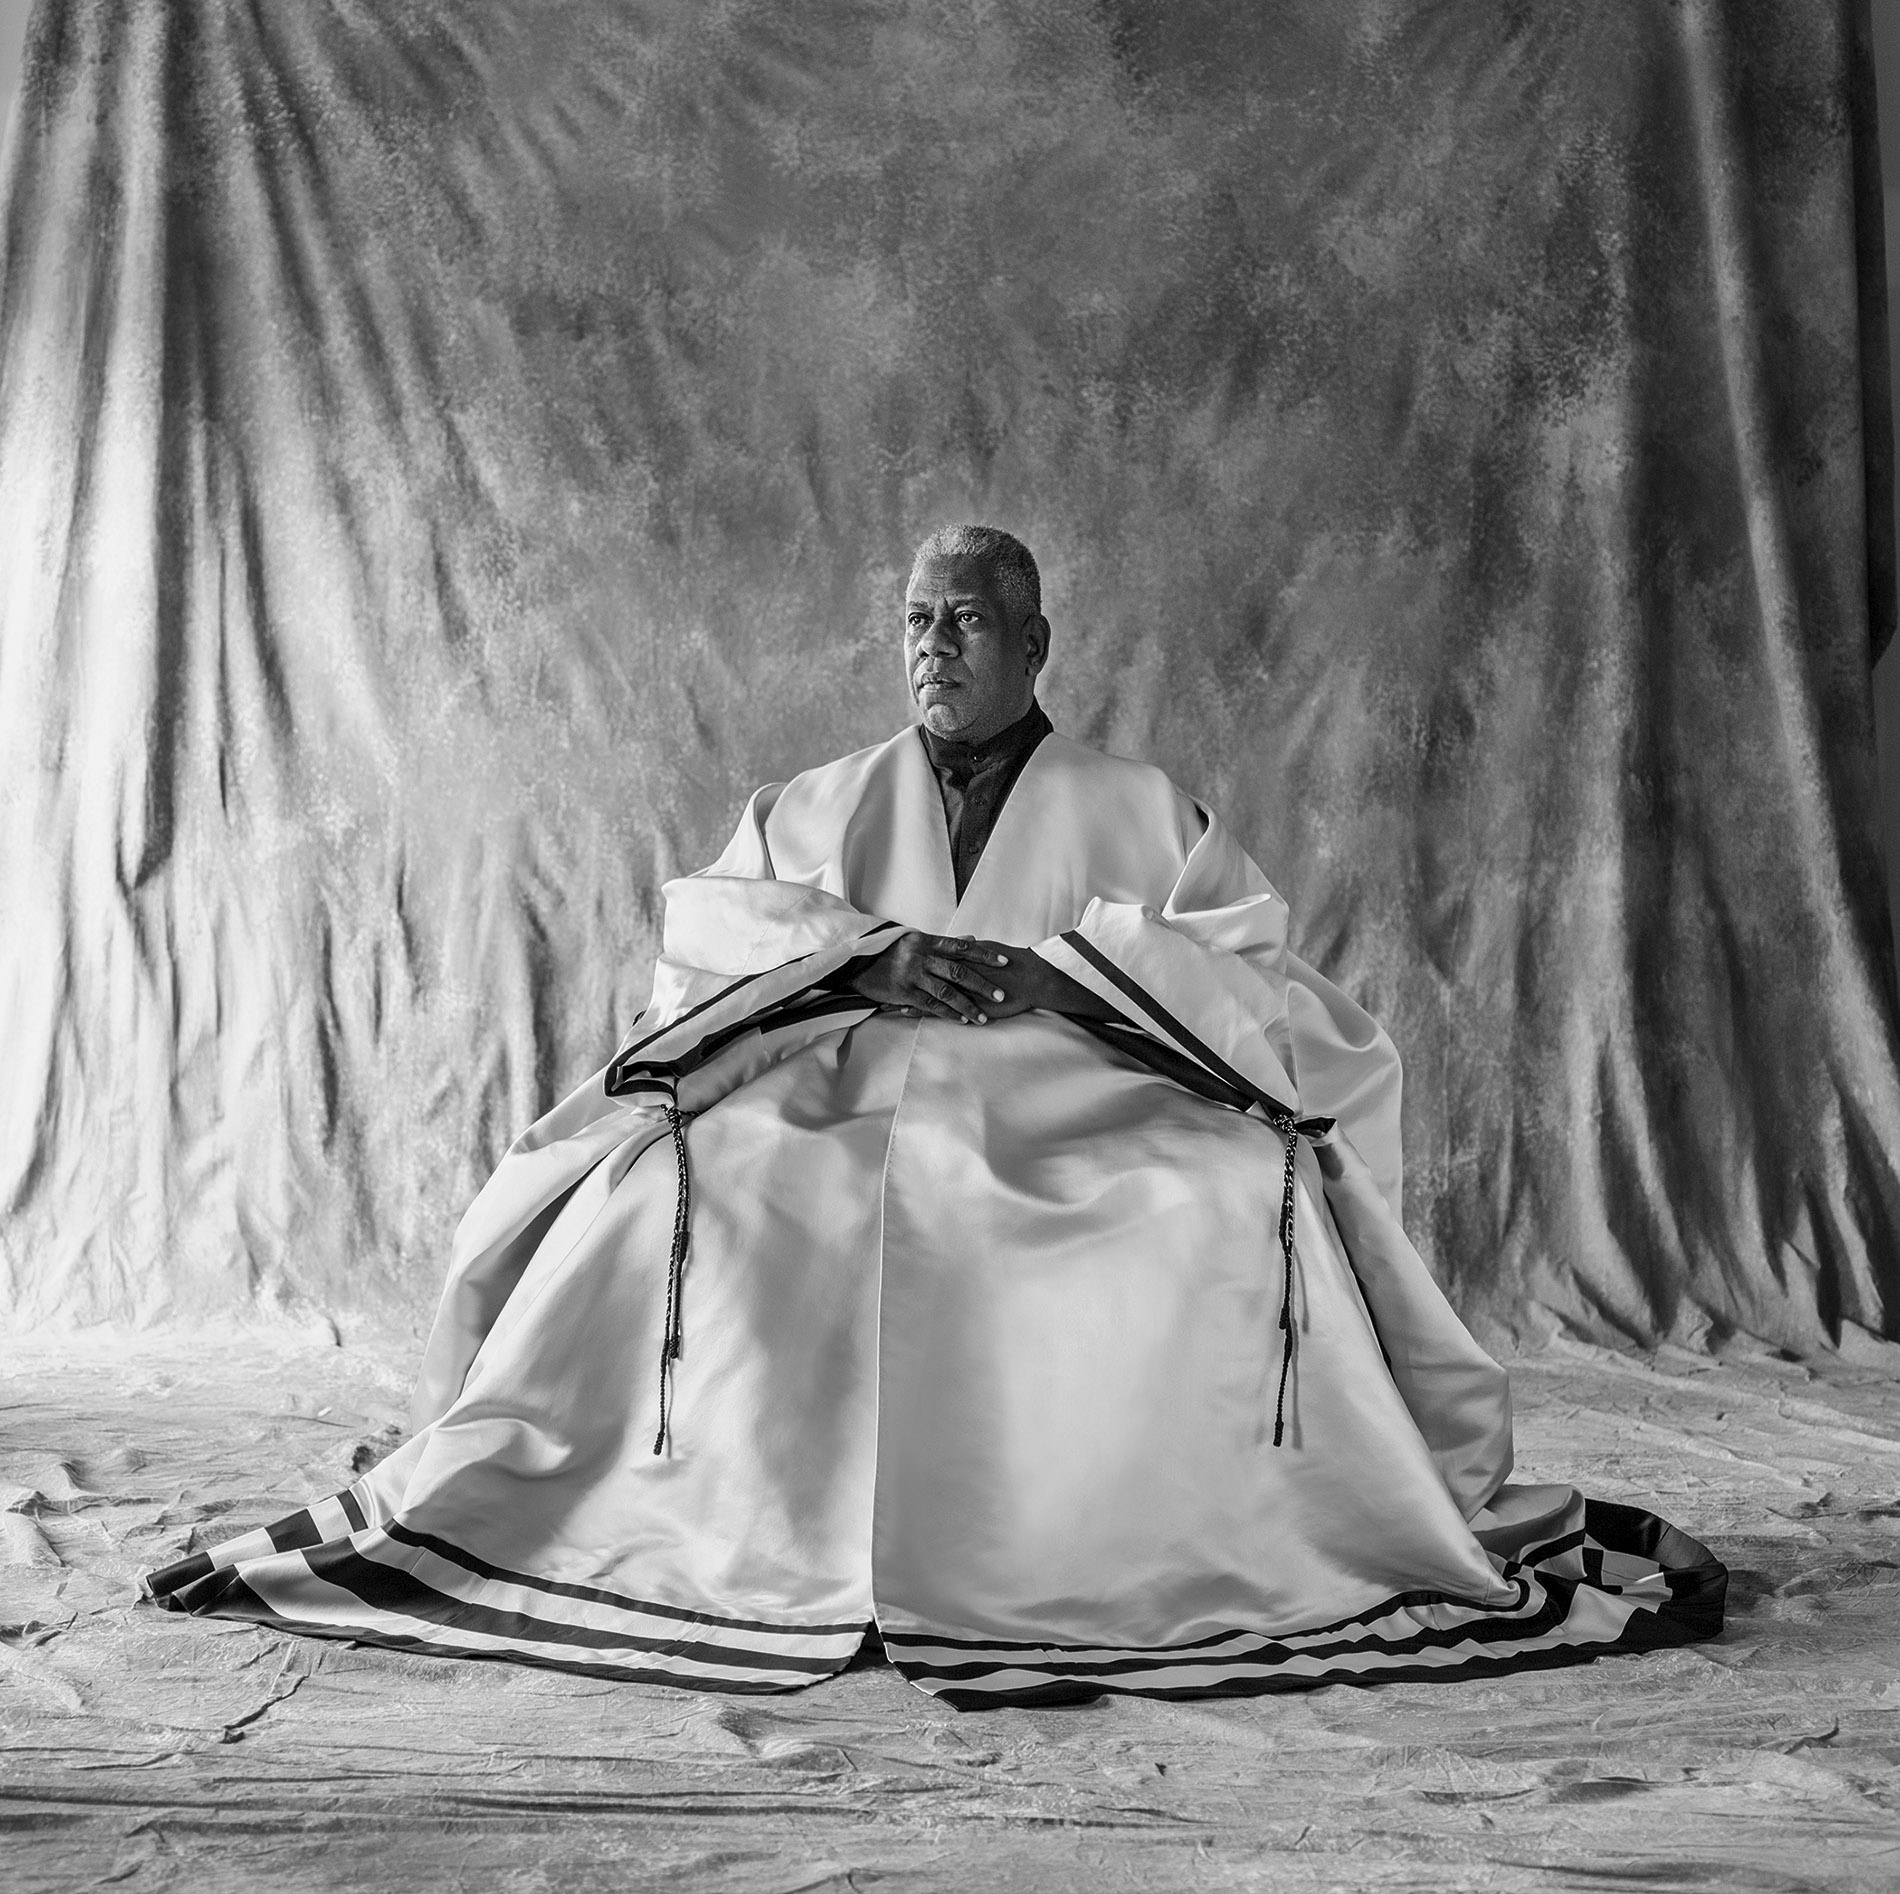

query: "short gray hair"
xmin=912 ymin=525 xmax=1042 ymax=625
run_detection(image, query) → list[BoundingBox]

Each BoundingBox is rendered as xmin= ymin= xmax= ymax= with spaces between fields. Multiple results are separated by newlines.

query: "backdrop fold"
xmin=1 ymin=0 xmax=1895 ymax=1351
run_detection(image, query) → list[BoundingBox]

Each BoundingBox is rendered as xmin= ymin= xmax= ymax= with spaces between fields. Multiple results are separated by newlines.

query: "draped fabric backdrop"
xmin=0 ymin=0 xmax=1894 ymax=1353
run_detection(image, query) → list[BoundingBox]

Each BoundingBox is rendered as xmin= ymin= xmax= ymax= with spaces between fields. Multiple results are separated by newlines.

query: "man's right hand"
xmin=845 ymin=933 xmax=1012 ymax=1025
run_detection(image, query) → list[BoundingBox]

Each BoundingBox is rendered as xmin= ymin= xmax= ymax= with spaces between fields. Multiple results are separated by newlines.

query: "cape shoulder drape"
xmin=147 ymin=729 xmax=1724 ymax=1705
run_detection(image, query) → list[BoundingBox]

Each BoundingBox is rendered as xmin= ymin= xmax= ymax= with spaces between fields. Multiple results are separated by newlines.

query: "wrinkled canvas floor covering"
xmin=3 ymin=1333 xmax=1898 ymax=1893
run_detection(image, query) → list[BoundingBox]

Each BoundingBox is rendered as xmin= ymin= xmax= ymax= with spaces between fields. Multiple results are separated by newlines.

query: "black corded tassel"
xmin=1271 ymin=1129 xmax=1299 ymax=1447
xmin=1265 ymin=1110 xmax=1333 ymax=1449
xmin=652 ymin=1105 xmax=694 ymax=1455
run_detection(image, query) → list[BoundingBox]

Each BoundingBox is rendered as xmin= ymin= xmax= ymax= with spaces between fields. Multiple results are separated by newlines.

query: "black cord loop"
xmin=651 ymin=1105 xmax=695 ymax=1455
xmin=1258 ymin=1106 xmax=1333 ymax=1449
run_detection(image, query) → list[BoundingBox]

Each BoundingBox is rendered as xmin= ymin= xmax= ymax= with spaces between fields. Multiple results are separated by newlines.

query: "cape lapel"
xmin=952 ymin=735 xmax=1196 ymax=945
xmin=952 ymin=732 xmax=1066 ymax=941
xmin=846 ymin=728 xmax=958 ymax=936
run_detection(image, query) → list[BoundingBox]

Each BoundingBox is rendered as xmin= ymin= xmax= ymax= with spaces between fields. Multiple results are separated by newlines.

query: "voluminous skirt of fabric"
xmin=147 ymin=1014 xmax=1726 ymax=1706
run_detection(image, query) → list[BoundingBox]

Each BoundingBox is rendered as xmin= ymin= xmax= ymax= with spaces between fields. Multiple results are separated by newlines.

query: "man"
xmin=149 ymin=528 xmax=1723 ymax=1705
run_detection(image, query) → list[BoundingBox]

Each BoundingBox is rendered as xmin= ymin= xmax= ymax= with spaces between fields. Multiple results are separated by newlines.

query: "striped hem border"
xmin=144 ymin=1493 xmax=868 ymax=1692
xmin=880 ymin=1500 xmax=1726 ymax=1707
xmin=144 ymin=1497 xmax=1722 ymax=1703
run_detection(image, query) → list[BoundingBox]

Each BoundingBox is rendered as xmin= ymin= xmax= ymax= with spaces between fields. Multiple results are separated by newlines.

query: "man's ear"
xmin=1025 ymin=613 xmax=1051 ymax=676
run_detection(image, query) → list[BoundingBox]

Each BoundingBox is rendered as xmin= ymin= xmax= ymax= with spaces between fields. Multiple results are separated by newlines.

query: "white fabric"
xmin=147 ymin=725 xmax=1728 ymax=1698
xmin=394 ymin=728 xmax=1519 ymax=1652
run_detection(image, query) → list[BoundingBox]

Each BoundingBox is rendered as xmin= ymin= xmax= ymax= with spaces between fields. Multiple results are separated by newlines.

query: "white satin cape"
xmin=148 ymin=728 xmax=1724 ymax=1703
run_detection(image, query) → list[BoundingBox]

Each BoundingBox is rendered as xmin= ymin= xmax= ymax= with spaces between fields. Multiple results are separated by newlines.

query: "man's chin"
xmin=920 ymin=704 xmax=975 ymax=738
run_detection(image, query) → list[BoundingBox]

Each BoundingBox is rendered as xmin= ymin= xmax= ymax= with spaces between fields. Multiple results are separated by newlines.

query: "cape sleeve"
xmin=1030 ymin=794 xmax=1513 ymax=1518
xmin=410 ymin=785 xmax=901 ymax=1428
xmin=603 ymin=783 xmax=904 ymax=1110
xmin=1029 ymin=798 xmax=1385 ymax=1163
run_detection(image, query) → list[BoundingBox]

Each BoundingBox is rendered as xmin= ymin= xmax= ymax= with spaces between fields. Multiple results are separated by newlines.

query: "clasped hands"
xmin=845 ymin=932 xmax=1113 ymax=1025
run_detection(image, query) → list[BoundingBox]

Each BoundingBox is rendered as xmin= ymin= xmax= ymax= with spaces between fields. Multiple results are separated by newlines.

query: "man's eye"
xmin=957 ymin=612 xmax=983 ymax=626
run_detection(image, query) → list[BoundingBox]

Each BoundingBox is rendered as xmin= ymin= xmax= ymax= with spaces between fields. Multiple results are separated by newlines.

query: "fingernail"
xmin=992 ymin=989 xmax=1005 ymax=1001
xmin=976 ymin=1014 xmax=988 ymax=1024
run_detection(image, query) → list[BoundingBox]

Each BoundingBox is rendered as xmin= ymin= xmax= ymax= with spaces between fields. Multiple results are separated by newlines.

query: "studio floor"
xmin=3 ymin=1329 xmax=1899 ymax=1893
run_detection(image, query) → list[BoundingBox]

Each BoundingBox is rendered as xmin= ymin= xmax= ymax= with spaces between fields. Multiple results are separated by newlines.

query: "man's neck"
xmin=919 ymin=698 xmax=1047 ymax=766
xmin=915 ymin=699 xmax=1053 ymax=898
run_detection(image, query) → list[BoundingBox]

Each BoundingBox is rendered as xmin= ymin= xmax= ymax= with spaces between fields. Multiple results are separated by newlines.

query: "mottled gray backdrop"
xmin=0 ymin=0 xmax=1894 ymax=1352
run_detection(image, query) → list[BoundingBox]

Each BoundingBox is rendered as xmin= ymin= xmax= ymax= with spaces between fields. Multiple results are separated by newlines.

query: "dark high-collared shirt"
xmin=917 ymin=699 xmax=1053 ymax=900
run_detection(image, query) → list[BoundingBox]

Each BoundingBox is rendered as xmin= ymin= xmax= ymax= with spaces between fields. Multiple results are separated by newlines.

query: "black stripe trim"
xmin=881 ymin=1575 xmax=1535 ymax=1657
xmin=885 ymin=1500 xmax=1728 ymax=1696
xmin=206 ymin=1616 xmax=824 ymax=1692
xmin=607 ymin=933 xmax=899 ymax=1097
xmin=339 ymin=1487 xmax=368 ymax=1532
xmin=1060 ymin=932 xmax=1300 ymax=1122
xmin=615 ymin=964 xmax=783 ymax=1059
xmin=679 ymin=992 xmax=877 ymax=1070
xmin=1516 ymin=1528 xmax=1587 ymax=1564
xmin=301 ymin=1542 xmax=852 ymax=1674
xmin=1070 ymin=1015 xmax=1257 ymax=1112
xmin=147 ymin=1585 xmax=832 ymax=1692
xmin=146 ymin=1551 xmax=215 ymax=1598
xmin=888 ymin=1621 xmax=1269 ymax=1661
xmin=611 ymin=1000 xmax=874 ymax=1097
xmin=265 ymin=1510 xmax=324 ymax=1555
xmin=888 ymin=1584 xmax=1575 ymax=1684
xmin=920 ymin=1633 xmax=1703 ymax=1710
xmin=616 ymin=923 xmax=904 ymax=1063
xmin=752 ymin=990 xmax=883 ymax=1031
xmin=382 ymin=1521 xmax=866 ymax=1638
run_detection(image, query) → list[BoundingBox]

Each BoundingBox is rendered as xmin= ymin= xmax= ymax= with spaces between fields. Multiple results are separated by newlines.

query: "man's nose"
xmin=917 ymin=612 xmax=959 ymax=656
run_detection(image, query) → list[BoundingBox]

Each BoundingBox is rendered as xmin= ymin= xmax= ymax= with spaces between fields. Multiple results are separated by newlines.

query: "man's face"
xmin=904 ymin=552 xmax=1048 ymax=744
